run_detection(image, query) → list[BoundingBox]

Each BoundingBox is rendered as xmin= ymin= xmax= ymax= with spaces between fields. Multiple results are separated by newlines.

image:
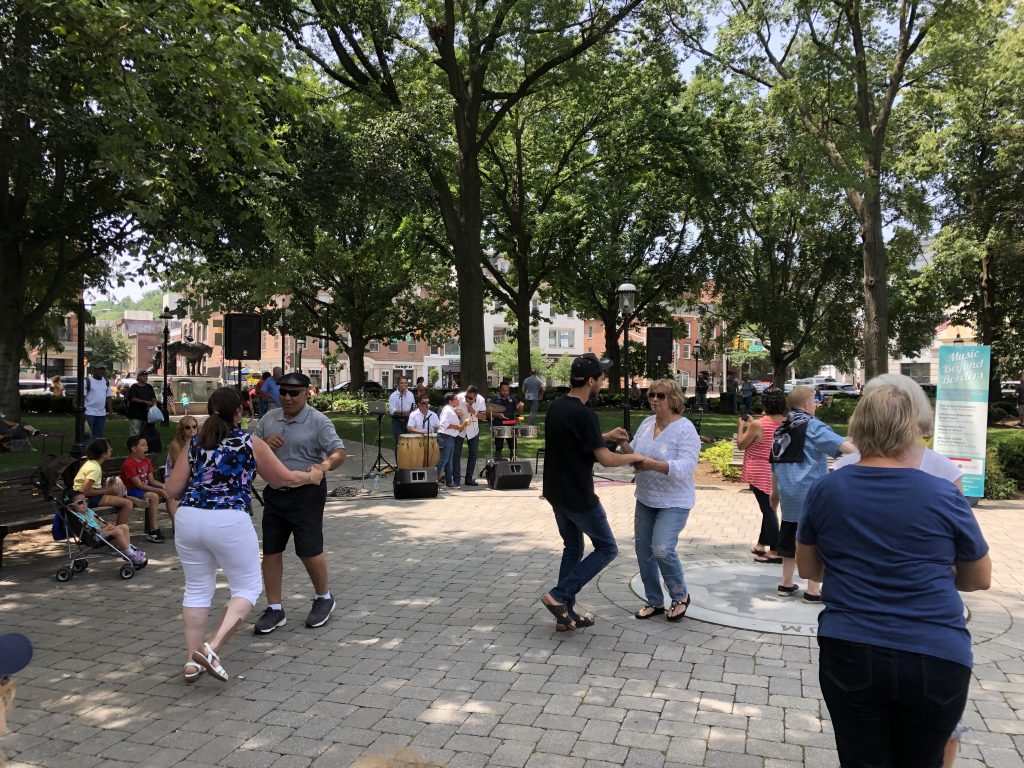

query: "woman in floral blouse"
xmin=165 ymin=387 xmax=324 ymax=684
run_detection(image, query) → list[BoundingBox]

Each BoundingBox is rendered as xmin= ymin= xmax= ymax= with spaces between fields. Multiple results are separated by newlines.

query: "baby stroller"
xmin=35 ymin=455 xmax=148 ymax=582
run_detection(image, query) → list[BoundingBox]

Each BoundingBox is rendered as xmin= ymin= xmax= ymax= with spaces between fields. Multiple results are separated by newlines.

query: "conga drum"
xmin=397 ymin=433 xmax=424 ymax=469
xmin=422 ymin=435 xmax=440 ymax=468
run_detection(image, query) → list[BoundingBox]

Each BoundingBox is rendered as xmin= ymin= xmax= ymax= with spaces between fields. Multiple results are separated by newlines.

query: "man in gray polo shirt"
xmin=254 ymin=372 xmax=347 ymax=632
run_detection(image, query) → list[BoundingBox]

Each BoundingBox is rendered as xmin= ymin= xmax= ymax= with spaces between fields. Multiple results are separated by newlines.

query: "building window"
xmin=900 ymin=362 xmax=931 ymax=383
xmin=680 ymin=371 xmax=690 ymax=389
xmin=493 ymin=327 xmax=506 ymax=344
xmin=368 ymin=341 xmax=379 ymax=353
xmin=389 ymin=341 xmax=399 ymax=353
xmin=430 ymin=345 xmax=441 ymax=356
xmin=682 ymin=344 xmax=691 ymax=360
xmin=444 ymin=341 xmax=461 ymax=356
xmin=548 ymin=329 xmax=574 ymax=348
xmin=407 ymin=341 xmax=417 ymax=353
xmin=681 ymin=322 xmax=691 ymax=339
xmin=214 ymin=332 xmax=223 ymax=346
xmin=586 ymin=326 xmax=593 ymax=339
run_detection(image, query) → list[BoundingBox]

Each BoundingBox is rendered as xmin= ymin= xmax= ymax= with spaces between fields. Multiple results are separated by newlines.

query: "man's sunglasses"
xmin=280 ymin=388 xmax=306 ymax=398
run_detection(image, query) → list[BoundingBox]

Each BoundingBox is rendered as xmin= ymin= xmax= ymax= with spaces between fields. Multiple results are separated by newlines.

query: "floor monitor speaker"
xmin=393 ymin=467 xmax=439 ymax=499
xmin=487 ymin=459 xmax=533 ymax=490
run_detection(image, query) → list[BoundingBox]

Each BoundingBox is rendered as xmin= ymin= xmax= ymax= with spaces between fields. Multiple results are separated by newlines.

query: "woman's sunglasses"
xmin=647 ymin=392 xmax=667 ymax=400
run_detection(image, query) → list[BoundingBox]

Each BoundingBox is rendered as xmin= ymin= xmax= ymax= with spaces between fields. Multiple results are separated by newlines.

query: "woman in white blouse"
xmin=620 ymin=379 xmax=701 ymax=621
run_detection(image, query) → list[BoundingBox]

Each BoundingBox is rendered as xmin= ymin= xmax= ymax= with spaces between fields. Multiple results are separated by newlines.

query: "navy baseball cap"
xmin=0 ymin=633 xmax=32 ymax=676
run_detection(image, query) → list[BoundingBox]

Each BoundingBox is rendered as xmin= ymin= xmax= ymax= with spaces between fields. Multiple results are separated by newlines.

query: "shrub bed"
xmin=702 ymin=439 xmax=740 ymax=479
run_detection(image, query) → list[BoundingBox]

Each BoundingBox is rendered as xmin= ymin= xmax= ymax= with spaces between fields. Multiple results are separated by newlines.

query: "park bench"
xmin=0 ymin=467 xmax=56 ymax=569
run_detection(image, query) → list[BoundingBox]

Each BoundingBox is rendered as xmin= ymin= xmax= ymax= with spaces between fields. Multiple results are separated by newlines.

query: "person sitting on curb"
xmin=122 ymin=435 xmax=177 ymax=543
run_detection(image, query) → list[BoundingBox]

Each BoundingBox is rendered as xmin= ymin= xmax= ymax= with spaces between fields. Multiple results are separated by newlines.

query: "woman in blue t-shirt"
xmin=796 ymin=384 xmax=991 ymax=767
xmin=165 ymin=387 xmax=325 ymax=684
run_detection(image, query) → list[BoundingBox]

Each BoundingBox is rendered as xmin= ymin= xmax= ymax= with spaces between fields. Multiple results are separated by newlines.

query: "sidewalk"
xmin=1 ymin=441 xmax=1022 ymax=767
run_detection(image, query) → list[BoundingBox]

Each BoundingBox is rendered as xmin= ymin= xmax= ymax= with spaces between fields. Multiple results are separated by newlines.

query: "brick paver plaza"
xmin=2 ymin=445 xmax=1024 ymax=767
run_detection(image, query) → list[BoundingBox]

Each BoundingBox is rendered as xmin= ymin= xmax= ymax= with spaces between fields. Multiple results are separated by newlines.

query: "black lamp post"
xmin=694 ymin=341 xmax=702 ymax=411
xmin=616 ymin=277 xmax=637 ymax=432
xmin=71 ymin=294 xmax=88 ymax=457
xmin=160 ymin=306 xmax=173 ymax=418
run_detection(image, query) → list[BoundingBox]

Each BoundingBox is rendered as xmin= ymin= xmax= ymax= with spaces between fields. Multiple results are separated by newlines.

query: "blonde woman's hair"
xmin=649 ymin=378 xmax=686 ymax=415
xmin=861 ymin=373 xmax=934 ymax=438
xmin=848 ymin=384 xmax=919 ymax=459
xmin=787 ymin=385 xmax=815 ymax=410
xmin=348 ymin=749 xmax=445 ymax=768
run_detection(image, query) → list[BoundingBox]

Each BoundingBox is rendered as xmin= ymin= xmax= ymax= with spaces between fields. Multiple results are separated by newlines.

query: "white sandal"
xmin=191 ymin=642 xmax=228 ymax=682
xmin=183 ymin=660 xmax=205 ymax=683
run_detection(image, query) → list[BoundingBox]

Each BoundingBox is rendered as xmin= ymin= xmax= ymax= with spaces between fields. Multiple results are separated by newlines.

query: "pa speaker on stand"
xmin=224 ymin=314 xmax=262 ymax=360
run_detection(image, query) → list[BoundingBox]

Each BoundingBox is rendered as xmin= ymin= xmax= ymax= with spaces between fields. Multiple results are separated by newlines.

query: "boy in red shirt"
xmin=122 ymin=435 xmax=177 ymax=542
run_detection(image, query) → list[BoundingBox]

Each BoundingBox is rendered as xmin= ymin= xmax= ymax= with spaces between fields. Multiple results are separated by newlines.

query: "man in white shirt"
xmin=406 ymin=398 xmax=440 ymax=434
xmin=388 ymin=377 xmax=416 ymax=450
xmin=84 ymin=364 xmax=113 ymax=439
xmin=436 ymin=392 xmax=464 ymax=487
xmin=457 ymin=385 xmax=487 ymax=486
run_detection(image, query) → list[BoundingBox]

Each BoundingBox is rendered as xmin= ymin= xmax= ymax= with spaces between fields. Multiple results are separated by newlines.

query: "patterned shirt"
xmin=181 ymin=429 xmax=257 ymax=513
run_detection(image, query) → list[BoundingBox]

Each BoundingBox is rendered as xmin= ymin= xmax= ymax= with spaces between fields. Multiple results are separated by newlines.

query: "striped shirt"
xmin=741 ymin=416 xmax=779 ymax=495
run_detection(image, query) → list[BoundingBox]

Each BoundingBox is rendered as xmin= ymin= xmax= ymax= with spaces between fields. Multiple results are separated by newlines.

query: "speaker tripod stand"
xmin=366 ymin=401 xmax=395 ymax=476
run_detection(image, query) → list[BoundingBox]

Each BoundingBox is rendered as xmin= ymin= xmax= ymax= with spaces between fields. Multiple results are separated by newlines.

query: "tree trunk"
xmin=0 ymin=242 xmax=28 ymax=421
xmin=348 ymin=329 xmax=367 ymax=390
xmin=515 ymin=292 xmax=533 ymax=385
xmin=860 ymin=188 xmax=889 ymax=380
xmin=452 ymin=142 xmax=488 ymax=390
xmin=979 ymin=249 xmax=1002 ymax=402
xmin=603 ymin=310 xmax=622 ymax=392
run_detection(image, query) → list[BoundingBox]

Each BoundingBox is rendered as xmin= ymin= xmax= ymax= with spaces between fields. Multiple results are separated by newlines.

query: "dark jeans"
xmin=464 ymin=434 xmax=479 ymax=481
xmin=750 ymin=485 xmax=779 ymax=550
xmin=742 ymin=394 xmax=754 ymax=412
xmin=391 ymin=417 xmax=407 ymax=450
xmin=818 ymin=637 xmax=970 ymax=768
xmin=85 ymin=414 xmax=106 ymax=439
xmin=549 ymin=501 xmax=618 ymax=614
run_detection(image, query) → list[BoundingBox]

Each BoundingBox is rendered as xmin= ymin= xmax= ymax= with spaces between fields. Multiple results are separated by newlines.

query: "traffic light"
xmin=732 ymin=336 xmax=740 ymax=350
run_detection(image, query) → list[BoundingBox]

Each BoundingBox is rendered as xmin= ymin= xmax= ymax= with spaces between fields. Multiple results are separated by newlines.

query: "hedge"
xmin=702 ymin=439 xmax=740 ymax=479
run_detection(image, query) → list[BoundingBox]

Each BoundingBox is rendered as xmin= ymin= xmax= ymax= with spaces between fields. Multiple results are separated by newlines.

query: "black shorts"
xmin=777 ymin=520 xmax=798 ymax=558
xmin=261 ymin=482 xmax=327 ymax=558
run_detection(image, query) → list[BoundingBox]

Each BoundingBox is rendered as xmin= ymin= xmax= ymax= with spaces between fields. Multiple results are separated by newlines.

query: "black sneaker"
xmin=777 ymin=584 xmax=800 ymax=597
xmin=802 ymin=593 xmax=822 ymax=604
xmin=254 ymin=607 xmax=287 ymax=634
xmin=146 ymin=529 xmax=165 ymax=543
xmin=306 ymin=596 xmax=335 ymax=628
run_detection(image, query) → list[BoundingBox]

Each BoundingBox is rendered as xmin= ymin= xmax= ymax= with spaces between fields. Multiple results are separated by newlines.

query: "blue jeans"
xmin=258 ymin=399 xmax=269 ymax=418
xmin=85 ymin=414 xmax=106 ymax=439
xmin=464 ymin=434 xmax=479 ymax=482
xmin=437 ymin=434 xmax=458 ymax=485
xmin=451 ymin=436 xmax=464 ymax=485
xmin=818 ymin=637 xmax=970 ymax=768
xmin=634 ymin=501 xmax=690 ymax=605
xmin=527 ymin=398 xmax=539 ymax=425
xmin=742 ymin=394 xmax=753 ymax=412
xmin=549 ymin=501 xmax=618 ymax=613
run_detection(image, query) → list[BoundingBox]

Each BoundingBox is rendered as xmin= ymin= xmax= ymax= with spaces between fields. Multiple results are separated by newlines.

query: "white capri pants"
xmin=174 ymin=505 xmax=263 ymax=608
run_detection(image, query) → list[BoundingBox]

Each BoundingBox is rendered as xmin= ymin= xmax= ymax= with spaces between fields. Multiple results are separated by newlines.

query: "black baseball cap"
xmin=278 ymin=372 xmax=311 ymax=388
xmin=570 ymin=353 xmax=613 ymax=385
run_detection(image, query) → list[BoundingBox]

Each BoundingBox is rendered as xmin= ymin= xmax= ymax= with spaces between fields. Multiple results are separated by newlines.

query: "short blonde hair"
xmin=787 ymin=385 xmax=815 ymax=410
xmin=649 ymin=378 xmax=686 ymax=415
xmin=848 ymin=384 xmax=919 ymax=459
xmin=861 ymin=373 xmax=934 ymax=438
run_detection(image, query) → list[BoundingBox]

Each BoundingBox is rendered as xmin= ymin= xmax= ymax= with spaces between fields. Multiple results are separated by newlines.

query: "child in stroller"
xmin=60 ymin=490 xmax=148 ymax=576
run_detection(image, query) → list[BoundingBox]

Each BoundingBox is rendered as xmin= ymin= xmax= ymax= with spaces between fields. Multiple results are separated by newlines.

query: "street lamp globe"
xmin=616 ymin=278 xmax=636 ymax=315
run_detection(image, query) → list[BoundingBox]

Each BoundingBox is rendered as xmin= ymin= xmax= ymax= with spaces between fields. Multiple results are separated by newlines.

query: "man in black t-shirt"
xmin=126 ymin=370 xmax=158 ymax=437
xmin=540 ymin=353 xmax=647 ymax=632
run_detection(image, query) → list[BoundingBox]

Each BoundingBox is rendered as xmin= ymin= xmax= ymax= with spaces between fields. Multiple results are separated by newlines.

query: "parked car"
xmin=18 ymin=380 xmax=48 ymax=393
xmin=819 ymin=384 xmax=860 ymax=398
xmin=325 ymin=380 xmax=385 ymax=394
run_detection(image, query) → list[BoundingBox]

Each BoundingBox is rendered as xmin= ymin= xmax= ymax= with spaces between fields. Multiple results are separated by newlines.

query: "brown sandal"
xmin=540 ymin=594 xmax=575 ymax=630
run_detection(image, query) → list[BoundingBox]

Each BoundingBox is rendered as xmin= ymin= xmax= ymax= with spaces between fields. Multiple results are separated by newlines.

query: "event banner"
xmin=933 ymin=345 xmax=991 ymax=497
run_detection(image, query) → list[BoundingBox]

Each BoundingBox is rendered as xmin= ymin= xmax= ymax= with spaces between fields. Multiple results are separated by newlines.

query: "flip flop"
xmin=540 ymin=594 xmax=575 ymax=630
xmin=751 ymin=548 xmax=766 ymax=556
xmin=634 ymin=603 xmax=665 ymax=620
xmin=666 ymin=595 xmax=691 ymax=622
xmin=754 ymin=555 xmax=783 ymax=564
